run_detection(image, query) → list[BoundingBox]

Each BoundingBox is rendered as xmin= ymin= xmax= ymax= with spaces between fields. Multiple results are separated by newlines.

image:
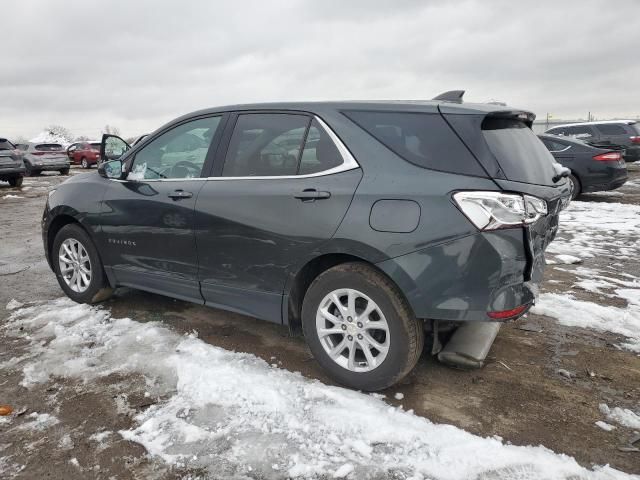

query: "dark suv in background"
xmin=42 ymin=93 xmax=571 ymax=390
xmin=546 ymin=120 xmax=640 ymax=162
xmin=0 ymin=137 xmax=26 ymax=187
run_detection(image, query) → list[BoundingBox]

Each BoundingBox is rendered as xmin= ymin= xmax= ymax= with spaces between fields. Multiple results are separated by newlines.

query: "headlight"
xmin=453 ymin=191 xmax=547 ymax=230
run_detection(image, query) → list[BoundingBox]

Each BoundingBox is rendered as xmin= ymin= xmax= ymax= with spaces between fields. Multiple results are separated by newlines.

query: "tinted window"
xmin=565 ymin=126 xmax=594 ymax=139
xmin=596 ymin=123 xmax=627 ymax=135
xmin=222 ymin=114 xmax=310 ymax=177
xmin=90 ymin=142 xmax=101 ymax=150
xmin=631 ymin=123 xmax=640 ymax=135
xmin=298 ymin=119 xmax=343 ymax=174
xmin=482 ymin=118 xmax=556 ymax=186
xmin=0 ymin=139 xmax=14 ymax=150
xmin=546 ymin=127 xmax=565 ymax=135
xmin=35 ymin=144 xmax=63 ymax=151
xmin=130 ymin=116 xmax=221 ymax=180
xmin=343 ymin=111 xmax=485 ymax=176
xmin=541 ymin=138 xmax=569 ymax=152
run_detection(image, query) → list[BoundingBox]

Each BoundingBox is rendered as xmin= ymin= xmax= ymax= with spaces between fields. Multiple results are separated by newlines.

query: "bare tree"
xmin=103 ymin=125 xmax=121 ymax=136
xmin=75 ymin=135 xmax=91 ymax=141
xmin=46 ymin=125 xmax=74 ymax=143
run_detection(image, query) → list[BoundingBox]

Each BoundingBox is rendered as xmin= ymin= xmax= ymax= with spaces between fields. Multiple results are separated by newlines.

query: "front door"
xmin=99 ymin=115 xmax=225 ymax=303
xmin=195 ymin=113 xmax=362 ymax=322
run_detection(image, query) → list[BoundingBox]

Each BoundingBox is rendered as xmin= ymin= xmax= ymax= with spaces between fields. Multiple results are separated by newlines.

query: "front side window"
xmin=222 ymin=113 xmax=310 ymax=177
xmin=130 ymin=116 xmax=221 ymax=180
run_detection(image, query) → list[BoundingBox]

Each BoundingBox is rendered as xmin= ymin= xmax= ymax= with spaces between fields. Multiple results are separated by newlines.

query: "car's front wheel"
xmin=8 ymin=177 xmax=23 ymax=188
xmin=52 ymin=224 xmax=112 ymax=303
xmin=569 ymin=174 xmax=581 ymax=200
xmin=302 ymin=262 xmax=424 ymax=391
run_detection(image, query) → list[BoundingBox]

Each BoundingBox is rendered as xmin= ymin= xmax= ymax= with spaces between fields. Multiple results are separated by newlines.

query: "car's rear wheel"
xmin=569 ymin=174 xmax=581 ymax=200
xmin=81 ymin=158 xmax=88 ymax=169
xmin=8 ymin=177 xmax=23 ymax=188
xmin=302 ymin=262 xmax=424 ymax=391
xmin=52 ymin=224 xmax=112 ymax=304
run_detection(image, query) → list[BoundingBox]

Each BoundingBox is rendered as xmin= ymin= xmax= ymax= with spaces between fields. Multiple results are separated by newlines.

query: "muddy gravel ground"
xmin=1 ymin=167 xmax=639 ymax=478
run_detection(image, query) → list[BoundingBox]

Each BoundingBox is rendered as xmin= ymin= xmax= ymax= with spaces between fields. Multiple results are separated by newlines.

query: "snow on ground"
xmin=1 ymin=298 xmax=632 ymax=480
xmin=534 ymin=199 xmax=640 ymax=352
xmin=599 ymin=404 xmax=640 ymax=430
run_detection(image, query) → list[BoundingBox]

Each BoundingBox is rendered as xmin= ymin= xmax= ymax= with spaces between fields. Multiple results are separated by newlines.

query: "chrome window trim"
xmin=112 ymin=115 xmax=360 ymax=182
xmin=549 ymin=145 xmax=571 ymax=153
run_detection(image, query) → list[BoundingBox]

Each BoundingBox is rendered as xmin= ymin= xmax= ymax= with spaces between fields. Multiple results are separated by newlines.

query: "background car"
xmin=0 ymin=137 xmax=26 ymax=187
xmin=538 ymin=133 xmax=627 ymax=199
xmin=545 ymin=120 xmax=640 ymax=162
xmin=66 ymin=141 xmax=102 ymax=168
xmin=22 ymin=142 xmax=70 ymax=176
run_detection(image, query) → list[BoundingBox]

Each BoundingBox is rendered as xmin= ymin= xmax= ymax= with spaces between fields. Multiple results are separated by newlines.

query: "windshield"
xmin=482 ymin=117 xmax=557 ymax=186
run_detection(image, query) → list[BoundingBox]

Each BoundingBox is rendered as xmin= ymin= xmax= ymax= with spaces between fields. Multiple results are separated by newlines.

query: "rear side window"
xmin=541 ymin=138 xmax=570 ymax=152
xmin=596 ymin=123 xmax=628 ymax=135
xmin=222 ymin=113 xmax=310 ymax=177
xmin=35 ymin=144 xmax=63 ymax=151
xmin=90 ymin=142 xmax=101 ymax=150
xmin=565 ymin=126 xmax=595 ymax=139
xmin=482 ymin=117 xmax=556 ymax=186
xmin=343 ymin=111 xmax=486 ymax=177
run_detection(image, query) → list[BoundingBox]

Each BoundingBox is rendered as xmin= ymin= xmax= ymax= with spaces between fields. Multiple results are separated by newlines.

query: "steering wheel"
xmin=167 ymin=160 xmax=201 ymax=178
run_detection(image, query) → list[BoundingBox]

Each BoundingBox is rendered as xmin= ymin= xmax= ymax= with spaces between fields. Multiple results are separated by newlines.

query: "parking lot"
xmin=1 ymin=167 xmax=639 ymax=478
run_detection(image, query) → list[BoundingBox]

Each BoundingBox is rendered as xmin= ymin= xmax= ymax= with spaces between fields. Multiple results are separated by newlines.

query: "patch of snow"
xmin=599 ymin=404 xmax=640 ymax=430
xmin=5 ymin=299 xmax=23 ymax=310
xmin=394 ymin=392 xmax=404 ymax=400
xmin=554 ymin=254 xmax=582 ymax=265
xmin=2 ymin=299 xmax=635 ymax=479
xmin=59 ymin=433 xmax=74 ymax=450
xmin=29 ymin=131 xmax=70 ymax=146
xmin=89 ymin=430 xmax=112 ymax=443
xmin=69 ymin=457 xmax=80 ymax=469
xmin=18 ymin=412 xmax=59 ymax=431
xmin=2 ymin=195 xmax=22 ymax=199
xmin=531 ymin=293 xmax=640 ymax=352
xmin=595 ymin=421 xmax=616 ymax=432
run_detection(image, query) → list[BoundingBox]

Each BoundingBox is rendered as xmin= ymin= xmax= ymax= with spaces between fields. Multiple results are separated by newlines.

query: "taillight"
xmin=630 ymin=136 xmax=640 ymax=144
xmin=487 ymin=304 xmax=529 ymax=320
xmin=593 ymin=152 xmax=622 ymax=162
xmin=453 ymin=191 xmax=548 ymax=230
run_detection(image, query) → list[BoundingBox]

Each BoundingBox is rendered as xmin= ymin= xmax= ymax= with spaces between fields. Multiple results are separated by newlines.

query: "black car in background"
xmin=538 ymin=134 xmax=627 ymax=199
xmin=0 ymin=137 xmax=26 ymax=187
xmin=545 ymin=120 xmax=640 ymax=162
xmin=42 ymin=95 xmax=571 ymax=390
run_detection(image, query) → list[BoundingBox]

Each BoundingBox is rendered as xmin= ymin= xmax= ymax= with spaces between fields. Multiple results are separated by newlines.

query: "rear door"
xmin=98 ymin=115 xmax=226 ymax=303
xmin=194 ymin=112 xmax=362 ymax=323
xmin=594 ymin=123 xmax=632 ymax=147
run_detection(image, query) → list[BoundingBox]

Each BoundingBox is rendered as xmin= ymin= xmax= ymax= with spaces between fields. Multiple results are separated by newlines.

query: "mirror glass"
xmin=103 ymin=160 xmax=123 ymax=179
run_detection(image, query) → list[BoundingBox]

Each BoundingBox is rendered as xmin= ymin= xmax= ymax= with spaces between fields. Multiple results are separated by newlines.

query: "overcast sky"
xmin=2 ymin=0 xmax=639 ymax=140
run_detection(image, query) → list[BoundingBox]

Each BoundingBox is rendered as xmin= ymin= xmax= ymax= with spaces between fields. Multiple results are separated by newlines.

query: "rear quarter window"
xmin=595 ymin=124 xmax=628 ymax=135
xmin=343 ymin=110 xmax=486 ymax=177
xmin=482 ymin=117 xmax=557 ymax=186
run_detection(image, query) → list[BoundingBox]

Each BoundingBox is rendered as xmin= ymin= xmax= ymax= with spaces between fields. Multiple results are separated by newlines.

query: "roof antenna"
xmin=432 ymin=90 xmax=465 ymax=103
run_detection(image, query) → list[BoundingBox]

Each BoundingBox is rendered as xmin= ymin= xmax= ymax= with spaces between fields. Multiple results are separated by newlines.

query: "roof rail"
xmin=432 ymin=90 xmax=465 ymax=103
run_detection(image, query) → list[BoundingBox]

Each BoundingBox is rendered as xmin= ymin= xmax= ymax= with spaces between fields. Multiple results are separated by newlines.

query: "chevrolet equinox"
xmin=42 ymin=92 xmax=571 ymax=390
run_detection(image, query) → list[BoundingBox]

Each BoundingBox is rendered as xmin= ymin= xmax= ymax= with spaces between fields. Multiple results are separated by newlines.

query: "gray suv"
xmin=546 ymin=120 xmax=640 ymax=162
xmin=42 ymin=94 xmax=571 ymax=390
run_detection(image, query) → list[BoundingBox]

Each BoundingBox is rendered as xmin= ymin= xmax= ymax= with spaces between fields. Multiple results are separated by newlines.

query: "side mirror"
xmin=98 ymin=159 xmax=124 ymax=179
xmin=100 ymin=134 xmax=131 ymax=162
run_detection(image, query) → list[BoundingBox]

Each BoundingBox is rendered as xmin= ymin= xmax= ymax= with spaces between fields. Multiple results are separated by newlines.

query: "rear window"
xmin=595 ymin=123 xmax=627 ymax=135
xmin=343 ymin=111 xmax=486 ymax=177
xmin=482 ymin=117 xmax=557 ymax=186
xmin=35 ymin=144 xmax=63 ymax=151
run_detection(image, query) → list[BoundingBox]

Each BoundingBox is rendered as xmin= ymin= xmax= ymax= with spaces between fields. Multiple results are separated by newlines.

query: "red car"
xmin=67 ymin=141 xmax=102 ymax=168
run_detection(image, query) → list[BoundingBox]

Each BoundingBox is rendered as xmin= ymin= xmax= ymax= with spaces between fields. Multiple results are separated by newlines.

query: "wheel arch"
xmin=284 ymin=252 xmax=415 ymax=333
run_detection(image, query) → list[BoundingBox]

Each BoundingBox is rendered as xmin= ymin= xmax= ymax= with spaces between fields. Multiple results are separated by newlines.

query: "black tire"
xmin=8 ymin=176 xmax=23 ymax=188
xmin=302 ymin=262 xmax=424 ymax=391
xmin=25 ymin=163 xmax=39 ymax=177
xmin=569 ymin=174 xmax=581 ymax=200
xmin=60 ymin=168 xmax=70 ymax=175
xmin=52 ymin=224 xmax=111 ymax=304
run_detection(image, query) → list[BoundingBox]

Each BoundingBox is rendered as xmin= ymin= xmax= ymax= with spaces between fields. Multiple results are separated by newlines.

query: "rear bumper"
xmin=376 ymin=229 xmax=538 ymax=322
xmin=582 ymin=168 xmax=628 ymax=193
xmin=32 ymin=163 xmax=70 ymax=171
xmin=623 ymin=146 xmax=640 ymax=162
xmin=0 ymin=165 xmax=26 ymax=177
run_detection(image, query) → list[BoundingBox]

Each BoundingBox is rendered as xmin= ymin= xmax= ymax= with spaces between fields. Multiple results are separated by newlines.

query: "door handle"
xmin=294 ymin=189 xmax=331 ymax=201
xmin=168 ymin=189 xmax=193 ymax=200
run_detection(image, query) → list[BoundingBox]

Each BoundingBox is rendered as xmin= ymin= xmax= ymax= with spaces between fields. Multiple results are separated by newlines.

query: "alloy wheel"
xmin=315 ymin=288 xmax=390 ymax=372
xmin=58 ymin=238 xmax=92 ymax=293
